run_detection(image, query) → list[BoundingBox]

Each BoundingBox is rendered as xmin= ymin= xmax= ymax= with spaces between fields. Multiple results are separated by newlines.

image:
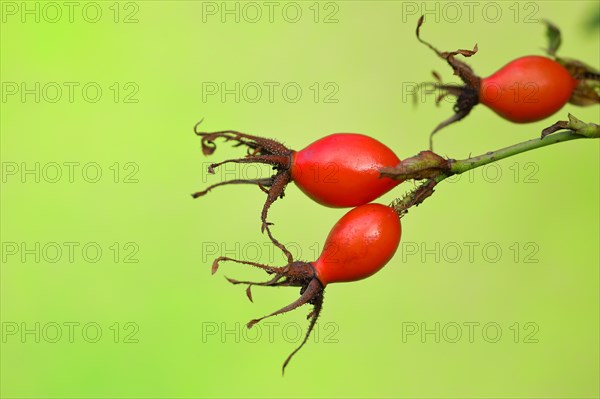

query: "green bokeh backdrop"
xmin=1 ymin=1 xmax=599 ymax=398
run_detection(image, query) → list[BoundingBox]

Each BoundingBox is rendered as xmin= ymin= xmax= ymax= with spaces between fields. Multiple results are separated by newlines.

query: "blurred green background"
xmin=1 ymin=1 xmax=599 ymax=398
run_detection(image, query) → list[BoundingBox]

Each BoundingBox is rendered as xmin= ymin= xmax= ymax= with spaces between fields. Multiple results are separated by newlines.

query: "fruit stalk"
xmin=449 ymin=131 xmax=591 ymax=176
xmin=387 ymin=114 xmax=599 ymax=215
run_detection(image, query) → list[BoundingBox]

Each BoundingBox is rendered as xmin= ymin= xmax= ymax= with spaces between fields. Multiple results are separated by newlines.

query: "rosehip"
xmin=192 ymin=126 xmax=402 ymax=260
xmin=415 ymin=16 xmax=579 ymax=148
xmin=211 ymin=203 xmax=402 ymax=373
xmin=479 ymin=56 xmax=577 ymax=123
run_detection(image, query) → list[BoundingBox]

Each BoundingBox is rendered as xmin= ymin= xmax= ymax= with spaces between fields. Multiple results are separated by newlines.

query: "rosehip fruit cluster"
xmin=193 ymin=125 xmax=404 ymax=372
xmin=192 ymin=16 xmax=598 ymax=375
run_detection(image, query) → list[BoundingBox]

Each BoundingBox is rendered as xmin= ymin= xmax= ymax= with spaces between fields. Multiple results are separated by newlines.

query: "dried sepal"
xmin=192 ymin=121 xmax=295 ymax=262
xmin=416 ymin=15 xmax=480 ymax=87
xmin=415 ymin=15 xmax=481 ymax=148
xmin=212 ymin=256 xmax=324 ymax=374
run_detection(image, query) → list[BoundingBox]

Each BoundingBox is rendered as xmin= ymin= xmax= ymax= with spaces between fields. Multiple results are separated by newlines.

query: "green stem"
xmin=390 ymin=118 xmax=598 ymax=216
xmin=446 ymin=130 xmax=591 ymax=178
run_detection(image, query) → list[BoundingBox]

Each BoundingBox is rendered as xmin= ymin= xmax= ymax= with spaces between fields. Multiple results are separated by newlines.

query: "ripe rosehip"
xmin=479 ymin=56 xmax=577 ymax=123
xmin=313 ymin=203 xmax=401 ymax=285
xmin=211 ymin=203 xmax=402 ymax=373
xmin=192 ymin=126 xmax=402 ymax=260
xmin=415 ymin=16 xmax=580 ymax=148
xmin=291 ymin=134 xmax=401 ymax=207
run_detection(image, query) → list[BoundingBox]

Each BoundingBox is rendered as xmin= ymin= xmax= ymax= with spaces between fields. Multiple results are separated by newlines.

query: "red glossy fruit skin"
xmin=291 ymin=134 xmax=401 ymax=207
xmin=313 ymin=203 xmax=401 ymax=286
xmin=479 ymin=56 xmax=577 ymax=123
